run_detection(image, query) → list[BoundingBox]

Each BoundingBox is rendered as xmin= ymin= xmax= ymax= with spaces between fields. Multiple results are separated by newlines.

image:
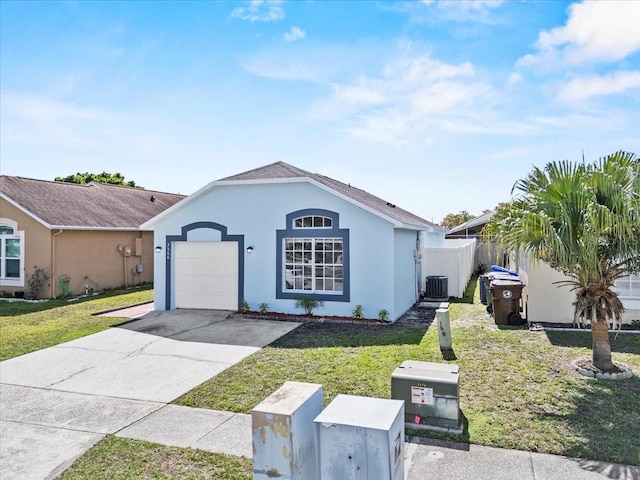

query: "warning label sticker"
xmin=411 ymin=386 xmax=434 ymax=405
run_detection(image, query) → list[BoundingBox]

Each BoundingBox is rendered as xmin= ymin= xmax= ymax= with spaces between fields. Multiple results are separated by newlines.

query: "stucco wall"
xmin=394 ymin=229 xmax=420 ymax=318
xmin=520 ymin=260 xmax=640 ymax=325
xmin=152 ymin=181 xmax=409 ymax=319
xmin=0 ymin=200 xmax=51 ymax=296
xmin=54 ymin=230 xmax=154 ymax=296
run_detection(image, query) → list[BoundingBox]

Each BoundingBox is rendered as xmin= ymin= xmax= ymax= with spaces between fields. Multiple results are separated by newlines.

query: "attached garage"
xmin=174 ymin=241 xmax=238 ymax=310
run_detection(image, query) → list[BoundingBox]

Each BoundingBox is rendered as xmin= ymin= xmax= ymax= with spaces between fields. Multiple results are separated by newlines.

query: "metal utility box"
xmin=314 ymin=394 xmax=404 ymax=480
xmin=489 ymin=278 xmax=524 ymax=325
xmin=252 ymin=381 xmax=323 ymax=480
xmin=391 ymin=360 xmax=461 ymax=434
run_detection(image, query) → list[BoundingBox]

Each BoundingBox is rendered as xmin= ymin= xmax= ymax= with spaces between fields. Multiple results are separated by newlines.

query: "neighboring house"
xmin=446 ymin=210 xmax=508 ymax=270
xmin=446 ymin=210 xmax=494 ymax=239
xmin=518 ymin=260 xmax=640 ymax=325
xmin=0 ymin=176 xmax=185 ymax=298
xmin=142 ymin=162 xmax=447 ymax=321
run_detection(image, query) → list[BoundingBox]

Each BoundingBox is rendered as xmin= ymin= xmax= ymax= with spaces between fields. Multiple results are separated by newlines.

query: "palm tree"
xmin=487 ymin=151 xmax=640 ymax=372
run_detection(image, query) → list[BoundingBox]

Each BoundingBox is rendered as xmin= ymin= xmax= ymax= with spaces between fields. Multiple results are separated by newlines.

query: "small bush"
xmin=378 ymin=309 xmax=389 ymax=321
xmin=352 ymin=305 xmax=364 ymax=319
xmin=240 ymin=299 xmax=250 ymax=313
xmin=295 ymin=297 xmax=324 ymax=316
xmin=258 ymin=303 xmax=269 ymax=314
xmin=26 ymin=266 xmax=49 ymax=299
xmin=58 ymin=274 xmax=71 ymax=298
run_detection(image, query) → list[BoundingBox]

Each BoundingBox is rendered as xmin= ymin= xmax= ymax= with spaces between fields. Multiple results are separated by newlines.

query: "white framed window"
xmin=293 ymin=215 xmax=333 ymax=229
xmin=283 ymin=238 xmax=343 ymax=293
xmin=0 ymin=218 xmax=25 ymax=287
xmin=276 ymin=209 xmax=350 ymax=302
xmin=615 ymin=274 xmax=640 ymax=310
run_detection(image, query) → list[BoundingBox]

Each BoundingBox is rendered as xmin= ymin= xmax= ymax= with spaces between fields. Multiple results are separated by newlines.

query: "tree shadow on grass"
xmin=530 ymin=374 xmax=640 ymax=470
xmin=269 ymin=320 xmax=434 ymax=349
xmin=0 ymin=287 xmax=152 ymax=317
xmin=545 ymin=330 xmax=640 ymax=355
xmin=0 ymin=298 xmax=70 ymax=315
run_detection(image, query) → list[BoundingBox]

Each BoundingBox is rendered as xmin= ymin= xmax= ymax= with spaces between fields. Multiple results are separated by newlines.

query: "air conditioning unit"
xmin=425 ymin=276 xmax=448 ymax=300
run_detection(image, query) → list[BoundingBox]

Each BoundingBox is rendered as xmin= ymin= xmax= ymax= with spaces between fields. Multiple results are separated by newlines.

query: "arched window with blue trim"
xmin=276 ymin=209 xmax=349 ymax=302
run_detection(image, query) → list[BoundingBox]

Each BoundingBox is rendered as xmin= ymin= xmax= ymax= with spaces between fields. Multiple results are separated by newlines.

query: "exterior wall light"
xmin=246 ymin=246 xmax=254 ymax=254
xmin=155 ymin=246 xmax=162 ymax=253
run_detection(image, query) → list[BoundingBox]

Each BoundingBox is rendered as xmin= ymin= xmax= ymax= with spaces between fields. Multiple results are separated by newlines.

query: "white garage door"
xmin=174 ymin=241 xmax=238 ymax=310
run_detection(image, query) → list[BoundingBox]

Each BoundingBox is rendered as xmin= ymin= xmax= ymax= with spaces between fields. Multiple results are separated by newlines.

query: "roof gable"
xmin=0 ymin=176 xmax=185 ymax=229
xmin=161 ymin=161 xmax=442 ymax=231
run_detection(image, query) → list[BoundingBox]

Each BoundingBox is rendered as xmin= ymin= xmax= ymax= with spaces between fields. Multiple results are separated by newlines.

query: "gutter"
xmin=51 ymin=229 xmax=63 ymax=298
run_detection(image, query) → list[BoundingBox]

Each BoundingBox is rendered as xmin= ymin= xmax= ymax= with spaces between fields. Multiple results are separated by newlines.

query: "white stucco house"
xmin=142 ymin=162 xmax=447 ymax=321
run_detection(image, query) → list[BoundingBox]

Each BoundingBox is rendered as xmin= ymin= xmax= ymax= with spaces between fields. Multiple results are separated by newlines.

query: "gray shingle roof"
xmin=448 ymin=210 xmax=495 ymax=235
xmin=222 ymin=162 xmax=441 ymax=230
xmin=0 ymin=176 xmax=185 ymax=229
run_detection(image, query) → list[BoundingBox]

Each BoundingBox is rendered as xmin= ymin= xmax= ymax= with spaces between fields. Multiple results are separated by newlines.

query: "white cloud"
xmin=284 ymin=26 xmax=306 ymax=42
xmin=409 ymin=0 xmax=504 ymax=24
xmin=317 ymin=54 xmax=491 ymax=144
xmin=518 ymin=1 xmax=640 ymax=69
xmin=558 ymin=71 xmax=640 ymax=102
xmin=2 ymin=92 xmax=109 ymax=122
xmin=507 ymin=72 xmax=523 ymax=86
xmin=231 ymin=0 xmax=284 ymax=23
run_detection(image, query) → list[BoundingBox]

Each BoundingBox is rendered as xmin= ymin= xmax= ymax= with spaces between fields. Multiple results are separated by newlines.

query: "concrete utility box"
xmin=314 ymin=394 xmax=405 ymax=480
xmin=391 ymin=360 xmax=461 ymax=434
xmin=252 ymin=381 xmax=323 ymax=480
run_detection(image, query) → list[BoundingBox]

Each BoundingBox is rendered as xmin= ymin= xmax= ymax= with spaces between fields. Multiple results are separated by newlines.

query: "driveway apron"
xmin=0 ymin=310 xmax=300 ymax=479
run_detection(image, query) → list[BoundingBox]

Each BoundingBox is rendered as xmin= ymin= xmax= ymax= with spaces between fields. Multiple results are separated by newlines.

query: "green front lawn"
xmin=4 ymin=280 xmax=639 ymax=475
xmin=57 ymin=436 xmax=252 ymax=480
xmin=0 ymin=287 xmax=153 ymax=361
xmin=176 ymin=280 xmax=640 ymax=466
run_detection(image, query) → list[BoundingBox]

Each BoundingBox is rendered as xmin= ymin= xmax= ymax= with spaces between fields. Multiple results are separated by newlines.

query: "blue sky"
xmin=1 ymin=0 xmax=639 ymax=223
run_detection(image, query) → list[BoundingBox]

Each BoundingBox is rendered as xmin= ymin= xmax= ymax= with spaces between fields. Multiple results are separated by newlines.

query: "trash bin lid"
xmin=490 ymin=278 xmax=524 ymax=288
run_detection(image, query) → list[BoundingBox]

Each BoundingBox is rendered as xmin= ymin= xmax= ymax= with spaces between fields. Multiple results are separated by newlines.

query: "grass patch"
xmin=0 ymin=287 xmax=153 ymax=361
xmin=176 ymin=281 xmax=640 ymax=466
xmin=58 ymin=436 xmax=252 ymax=480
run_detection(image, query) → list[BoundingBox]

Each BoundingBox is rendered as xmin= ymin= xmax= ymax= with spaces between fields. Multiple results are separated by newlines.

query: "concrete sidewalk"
xmin=0 ymin=309 xmax=301 ymax=480
xmin=114 ymin=403 xmax=639 ymax=480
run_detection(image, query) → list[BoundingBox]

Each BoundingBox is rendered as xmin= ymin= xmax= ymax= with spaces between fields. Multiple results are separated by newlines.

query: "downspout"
xmin=51 ymin=229 xmax=63 ymax=298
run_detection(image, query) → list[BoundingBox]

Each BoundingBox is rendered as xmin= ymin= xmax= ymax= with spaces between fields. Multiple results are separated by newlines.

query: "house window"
xmin=293 ymin=215 xmax=332 ymax=229
xmin=616 ymin=274 xmax=640 ymax=298
xmin=0 ymin=219 xmax=24 ymax=286
xmin=615 ymin=274 xmax=640 ymax=310
xmin=284 ymin=238 xmax=343 ymax=292
xmin=276 ymin=209 xmax=349 ymax=302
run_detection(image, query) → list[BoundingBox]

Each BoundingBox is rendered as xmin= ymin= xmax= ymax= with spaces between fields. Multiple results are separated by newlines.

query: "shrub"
xmin=352 ymin=305 xmax=364 ymax=319
xmin=295 ymin=297 xmax=324 ymax=316
xmin=58 ymin=274 xmax=71 ymax=298
xmin=240 ymin=299 xmax=250 ymax=313
xmin=26 ymin=266 xmax=49 ymax=299
xmin=258 ymin=303 xmax=269 ymax=314
xmin=378 ymin=309 xmax=389 ymax=321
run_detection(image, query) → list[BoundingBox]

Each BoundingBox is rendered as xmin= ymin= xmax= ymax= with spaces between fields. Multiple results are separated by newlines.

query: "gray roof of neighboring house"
xmin=0 ymin=176 xmax=186 ymax=229
xmin=221 ymin=162 xmax=442 ymax=230
xmin=448 ymin=210 xmax=495 ymax=235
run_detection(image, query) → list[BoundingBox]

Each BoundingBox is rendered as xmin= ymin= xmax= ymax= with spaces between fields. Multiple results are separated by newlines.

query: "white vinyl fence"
xmin=422 ymin=239 xmax=476 ymax=298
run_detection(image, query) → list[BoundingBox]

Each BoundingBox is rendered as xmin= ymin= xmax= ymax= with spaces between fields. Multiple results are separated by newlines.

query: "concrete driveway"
xmin=0 ymin=310 xmax=300 ymax=480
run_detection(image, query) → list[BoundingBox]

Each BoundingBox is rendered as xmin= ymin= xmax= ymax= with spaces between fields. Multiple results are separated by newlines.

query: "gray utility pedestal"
xmin=314 ymin=394 xmax=405 ymax=480
xmin=391 ymin=360 xmax=462 ymax=434
xmin=252 ymin=381 xmax=323 ymax=480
